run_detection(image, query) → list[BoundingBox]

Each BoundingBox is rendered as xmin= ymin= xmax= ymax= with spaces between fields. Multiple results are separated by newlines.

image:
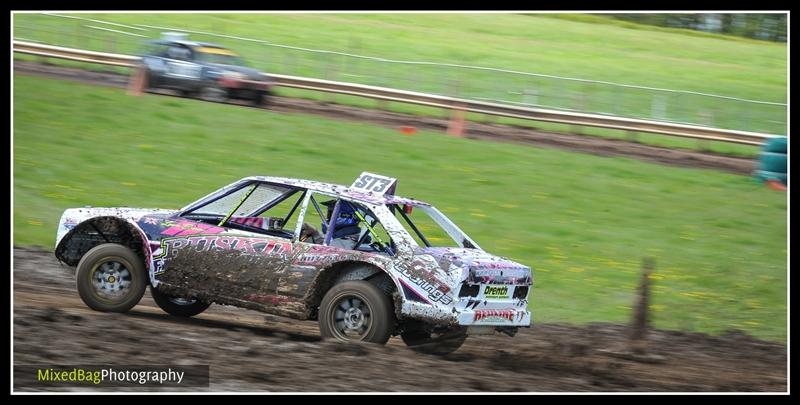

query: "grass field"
xmin=13 ymin=74 xmax=788 ymax=341
xmin=13 ymin=13 xmax=787 ymax=137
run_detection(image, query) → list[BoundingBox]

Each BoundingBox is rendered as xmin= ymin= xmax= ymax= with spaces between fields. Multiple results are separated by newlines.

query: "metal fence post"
xmin=407 ymin=63 xmax=417 ymax=95
xmin=286 ymin=51 xmax=296 ymax=76
xmin=523 ymin=84 xmax=538 ymax=107
xmin=697 ymin=110 xmax=714 ymax=151
xmin=77 ymin=20 xmax=86 ymax=51
xmin=651 ymin=94 xmax=667 ymax=121
xmin=571 ymin=91 xmax=587 ymax=134
xmin=376 ymin=60 xmax=388 ymax=110
xmin=328 ymin=53 xmax=337 ymax=104
xmin=450 ymin=78 xmax=461 ymax=98
xmin=743 ymin=99 xmax=754 ymax=133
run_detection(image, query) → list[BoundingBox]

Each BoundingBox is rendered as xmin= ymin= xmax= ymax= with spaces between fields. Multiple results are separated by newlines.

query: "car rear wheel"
xmin=253 ymin=90 xmax=271 ymax=107
xmin=150 ymin=286 xmax=211 ymax=317
xmin=401 ymin=323 xmax=467 ymax=355
xmin=76 ymin=243 xmax=147 ymax=313
xmin=318 ymin=280 xmax=395 ymax=344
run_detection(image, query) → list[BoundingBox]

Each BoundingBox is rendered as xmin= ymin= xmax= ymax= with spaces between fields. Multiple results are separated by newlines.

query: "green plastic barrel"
xmin=758 ymin=151 xmax=787 ymax=173
xmin=754 ymin=136 xmax=788 ymax=186
xmin=763 ymin=137 xmax=788 ymax=154
xmin=754 ymin=170 xmax=788 ymax=185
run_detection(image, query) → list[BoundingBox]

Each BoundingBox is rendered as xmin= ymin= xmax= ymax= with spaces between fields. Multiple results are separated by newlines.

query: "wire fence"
xmin=12 ymin=13 xmax=788 ymax=136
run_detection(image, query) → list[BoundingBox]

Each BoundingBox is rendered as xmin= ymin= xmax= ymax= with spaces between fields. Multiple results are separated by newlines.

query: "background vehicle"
xmin=55 ymin=172 xmax=533 ymax=355
xmin=139 ymin=35 xmax=272 ymax=106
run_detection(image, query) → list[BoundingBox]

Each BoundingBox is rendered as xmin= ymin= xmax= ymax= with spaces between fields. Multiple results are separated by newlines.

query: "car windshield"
xmin=387 ymin=203 xmax=480 ymax=249
xmin=188 ymin=182 xmax=290 ymax=217
xmin=195 ymin=48 xmax=244 ymax=66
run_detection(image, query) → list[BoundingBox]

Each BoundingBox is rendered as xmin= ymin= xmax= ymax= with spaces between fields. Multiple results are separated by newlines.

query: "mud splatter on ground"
xmin=12 ymin=247 xmax=786 ymax=392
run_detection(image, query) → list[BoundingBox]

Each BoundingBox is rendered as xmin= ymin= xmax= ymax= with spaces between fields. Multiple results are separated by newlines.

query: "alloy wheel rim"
xmin=330 ymin=295 xmax=373 ymax=340
xmin=90 ymin=259 xmax=133 ymax=302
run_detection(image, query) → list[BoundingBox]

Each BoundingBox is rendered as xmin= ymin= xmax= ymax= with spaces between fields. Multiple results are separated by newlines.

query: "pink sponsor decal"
xmin=229 ymin=217 xmax=266 ymax=228
xmin=161 ymin=219 xmax=226 ymax=236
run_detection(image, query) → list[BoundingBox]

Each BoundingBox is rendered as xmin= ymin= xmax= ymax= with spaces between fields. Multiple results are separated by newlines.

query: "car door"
xmin=285 ymin=192 xmax=395 ymax=297
xmin=140 ymin=42 xmax=176 ymax=87
xmin=152 ymin=182 xmax=297 ymax=308
xmin=162 ymin=44 xmax=202 ymax=90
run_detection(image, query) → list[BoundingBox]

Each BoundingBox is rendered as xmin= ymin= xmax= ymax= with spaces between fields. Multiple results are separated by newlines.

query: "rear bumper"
xmin=457 ymin=302 xmax=531 ymax=327
xmin=398 ymin=279 xmax=533 ymax=327
xmin=457 ymin=307 xmax=531 ymax=326
xmin=454 ymin=283 xmax=532 ymax=326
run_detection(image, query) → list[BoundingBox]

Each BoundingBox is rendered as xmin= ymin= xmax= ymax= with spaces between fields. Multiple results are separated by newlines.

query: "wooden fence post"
xmin=127 ymin=65 xmax=146 ymax=96
xmin=629 ymin=257 xmax=655 ymax=353
xmin=447 ymin=103 xmax=466 ymax=137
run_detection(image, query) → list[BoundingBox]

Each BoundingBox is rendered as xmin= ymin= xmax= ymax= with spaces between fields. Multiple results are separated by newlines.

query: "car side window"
xmin=152 ymin=44 xmax=170 ymax=57
xmin=166 ymin=45 xmax=191 ymax=61
xmin=316 ymin=198 xmax=394 ymax=255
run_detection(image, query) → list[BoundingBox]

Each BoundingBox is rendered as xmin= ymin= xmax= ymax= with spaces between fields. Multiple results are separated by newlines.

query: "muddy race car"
xmin=55 ymin=172 xmax=533 ymax=354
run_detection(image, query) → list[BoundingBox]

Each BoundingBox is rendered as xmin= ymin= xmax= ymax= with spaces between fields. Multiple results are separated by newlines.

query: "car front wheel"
xmin=200 ymin=85 xmax=227 ymax=103
xmin=76 ymin=243 xmax=147 ymax=313
xmin=318 ymin=280 xmax=395 ymax=344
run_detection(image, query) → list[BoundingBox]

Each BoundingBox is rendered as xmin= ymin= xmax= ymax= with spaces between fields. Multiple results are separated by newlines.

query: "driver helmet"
xmin=321 ymin=200 xmax=360 ymax=231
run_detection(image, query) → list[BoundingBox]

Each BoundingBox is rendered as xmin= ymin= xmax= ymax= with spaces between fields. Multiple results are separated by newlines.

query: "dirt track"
xmin=12 ymin=247 xmax=786 ymax=392
xmin=13 ymin=61 xmax=756 ymax=175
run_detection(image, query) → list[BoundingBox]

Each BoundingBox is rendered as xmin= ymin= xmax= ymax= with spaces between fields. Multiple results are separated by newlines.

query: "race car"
xmin=139 ymin=36 xmax=272 ymax=105
xmin=54 ymin=172 xmax=533 ymax=354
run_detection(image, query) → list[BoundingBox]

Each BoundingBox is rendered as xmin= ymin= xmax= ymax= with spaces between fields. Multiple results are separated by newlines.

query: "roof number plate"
xmin=350 ymin=172 xmax=397 ymax=195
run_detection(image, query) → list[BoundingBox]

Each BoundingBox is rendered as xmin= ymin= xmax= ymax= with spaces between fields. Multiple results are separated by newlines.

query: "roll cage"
xmin=177 ymin=177 xmax=481 ymax=254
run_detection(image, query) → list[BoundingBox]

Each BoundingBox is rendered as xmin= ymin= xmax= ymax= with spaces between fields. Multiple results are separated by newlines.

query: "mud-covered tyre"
xmin=318 ymin=280 xmax=395 ymax=344
xmin=150 ymin=286 xmax=211 ymax=317
xmin=254 ymin=90 xmax=271 ymax=107
xmin=401 ymin=326 xmax=468 ymax=355
xmin=200 ymin=85 xmax=227 ymax=103
xmin=76 ymin=243 xmax=147 ymax=313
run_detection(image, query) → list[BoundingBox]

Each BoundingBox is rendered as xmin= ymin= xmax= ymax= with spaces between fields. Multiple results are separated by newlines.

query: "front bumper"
xmin=219 ymin=77 xmax=271 ymax=91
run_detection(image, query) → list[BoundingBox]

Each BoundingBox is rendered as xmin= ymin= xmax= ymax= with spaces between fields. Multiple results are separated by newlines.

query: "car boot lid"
xmin=417 ymin=247 xmax=533 ymax=285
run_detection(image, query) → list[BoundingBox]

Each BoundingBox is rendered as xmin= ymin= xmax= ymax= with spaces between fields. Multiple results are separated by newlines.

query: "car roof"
xmin=146 ymin=39 xmax=227 ymax=49
xmin=244 ymin=176 xmax=431 ymax=207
